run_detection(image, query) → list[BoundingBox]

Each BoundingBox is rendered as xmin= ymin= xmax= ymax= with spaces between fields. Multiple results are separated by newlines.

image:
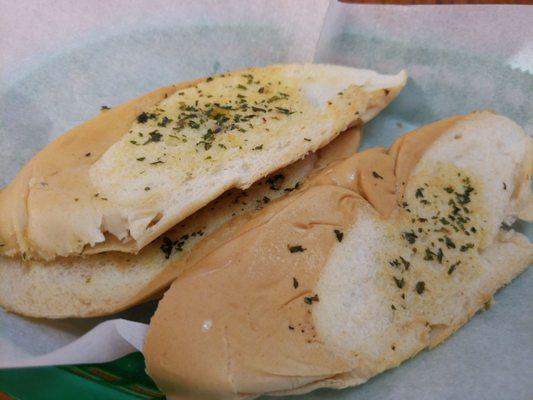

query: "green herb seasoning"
xmin=402 ymin=231 xmax=418 ymax=244
xmin=415 ymin=281 xmax=425 ymax=294
xmin=393 ymin=276 xmax=405 ymax=289
xmin=267 ymin=174 xmax=285 ymax=190
xmin=448 ymin=261 xmax=461 ymax=275
xmin=137 ymin=112 xmax=156 ymax=123
xmin=399 ymin=256 xmax=410 ymax=270
xmin=160 ymin=237 xmax=174 ymax=259
xmin=143 ymin=130 xmax=163 ymax=145
xmin=275 ymin=107 xmax=294 ymax=115
xmin=304 ymin=294 xmax=319 ymax=305
xmin=289 ymin=245 xmax=305 ymax=253
xmin=460 ymin=243 xmax=474 ymax=252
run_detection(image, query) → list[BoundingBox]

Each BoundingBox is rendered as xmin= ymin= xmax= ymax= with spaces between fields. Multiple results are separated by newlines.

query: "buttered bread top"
xmin=0 ymin=64 xmax=406 ymax=260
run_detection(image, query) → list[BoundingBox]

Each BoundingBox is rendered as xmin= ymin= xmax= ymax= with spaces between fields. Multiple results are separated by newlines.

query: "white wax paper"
xmin=0 ymin=1 xmax=531 ymax=399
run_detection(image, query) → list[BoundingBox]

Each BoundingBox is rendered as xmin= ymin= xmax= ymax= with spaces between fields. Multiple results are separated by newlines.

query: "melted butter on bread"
xmin=377 ymin=165 xmax=487 ymax=333
xmin=92 ymin=67 xmax=354 ymax=199
xmin=91 ymin=66 xmax=389 ymax=213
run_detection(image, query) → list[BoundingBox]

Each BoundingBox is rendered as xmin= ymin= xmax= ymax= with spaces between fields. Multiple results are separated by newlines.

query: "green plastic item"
xmin=0 ymin=352 xmax=164 ymax=400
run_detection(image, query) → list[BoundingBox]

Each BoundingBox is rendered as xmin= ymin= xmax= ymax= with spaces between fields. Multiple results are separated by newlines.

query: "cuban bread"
xmin=145 ymin=111 xmax=532 ymax=399
xmin=0 ymin=64 xmax=406 ymax=261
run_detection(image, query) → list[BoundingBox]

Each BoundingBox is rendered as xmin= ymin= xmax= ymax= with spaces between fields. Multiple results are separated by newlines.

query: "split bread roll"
xmin=0 ymin=64 xmax=407 ymax=261
xmin=0 ymin=127 xmax=362 ymax=318
xmin=145 ymin=111 xmax=533 ymax=400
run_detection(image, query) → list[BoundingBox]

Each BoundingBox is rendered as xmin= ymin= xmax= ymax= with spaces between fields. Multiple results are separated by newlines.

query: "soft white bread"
xmin=0 ymin=64 xmax=407 ymax=261
xmin=0 ymin=127 xmax=361 ymax=318
xmin=144 ymin=111 xmax=532 ymax=400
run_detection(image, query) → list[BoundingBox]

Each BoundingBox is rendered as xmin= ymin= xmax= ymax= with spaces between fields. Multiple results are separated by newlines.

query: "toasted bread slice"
xmin=0 ymin=64 xmax=406 ymax=261
xmin=145 ymin=111 xmax=532 ymax=399
xmin=0 ymin=127 xmax=361 ymax=318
